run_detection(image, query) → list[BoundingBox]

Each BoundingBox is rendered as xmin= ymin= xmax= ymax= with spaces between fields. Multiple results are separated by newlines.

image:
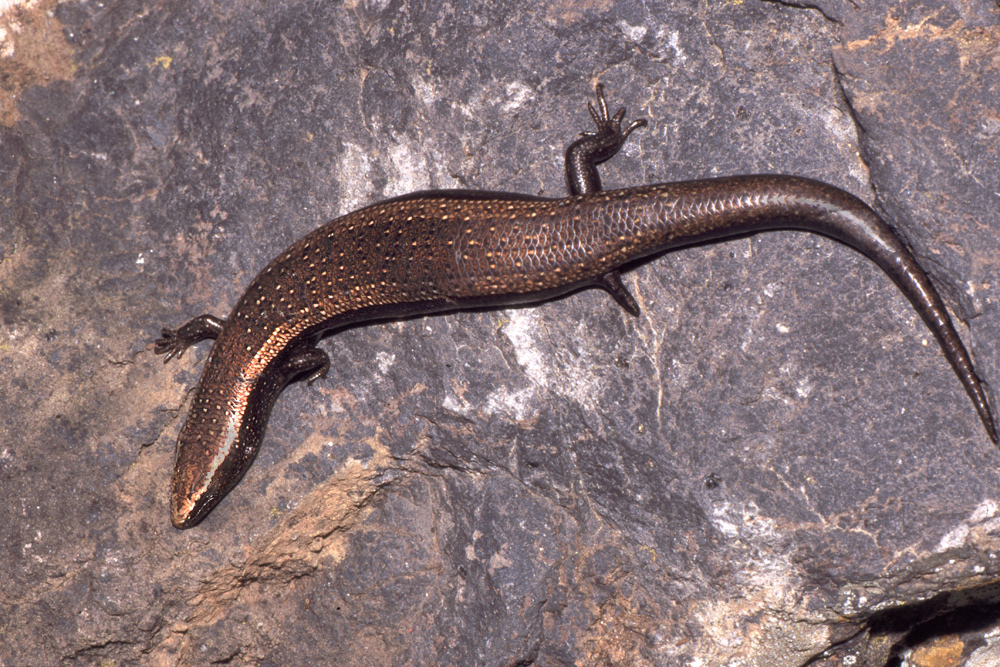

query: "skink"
xmin=156 ymin=85 xmax=997 ymax=528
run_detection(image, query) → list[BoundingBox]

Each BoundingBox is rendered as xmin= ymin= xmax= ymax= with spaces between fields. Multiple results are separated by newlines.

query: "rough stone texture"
xmin=2 ymin=0 xmax=1000 ymax=665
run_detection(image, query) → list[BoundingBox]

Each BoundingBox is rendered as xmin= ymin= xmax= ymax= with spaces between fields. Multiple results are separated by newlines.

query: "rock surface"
xmin=2 ymin=0 xmax=1000 ymax=665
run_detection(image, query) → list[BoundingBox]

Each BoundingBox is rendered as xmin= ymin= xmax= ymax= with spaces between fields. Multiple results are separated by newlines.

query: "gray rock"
xmin=2 ymin=0 xmax=999 ymax=664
